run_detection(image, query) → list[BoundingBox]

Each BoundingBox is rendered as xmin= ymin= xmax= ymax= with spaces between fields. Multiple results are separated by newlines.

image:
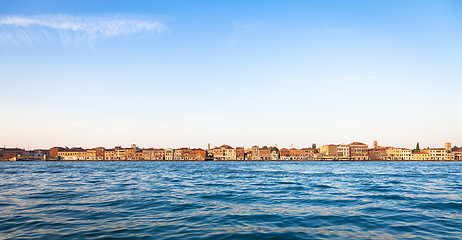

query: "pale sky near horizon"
xmin=1 ymin=0 xmax=461 ymax=150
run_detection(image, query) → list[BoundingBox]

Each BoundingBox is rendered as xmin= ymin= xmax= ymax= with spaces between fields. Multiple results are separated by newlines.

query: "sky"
xmin=0 ymin=0 xmax=461 ymax=150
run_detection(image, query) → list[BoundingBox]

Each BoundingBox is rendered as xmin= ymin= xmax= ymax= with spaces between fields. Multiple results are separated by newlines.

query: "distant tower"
xmin=373 ymin=141 xmax=378 ymax=149
xmin=208 ymin=143 xmax=210 ymax=151
xmin=445 ymin=142 xmax=452 ymax=151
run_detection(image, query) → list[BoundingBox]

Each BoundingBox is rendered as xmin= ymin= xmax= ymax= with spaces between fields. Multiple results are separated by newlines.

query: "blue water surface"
xmin=0 ymin=161 xmax=461 ymax=239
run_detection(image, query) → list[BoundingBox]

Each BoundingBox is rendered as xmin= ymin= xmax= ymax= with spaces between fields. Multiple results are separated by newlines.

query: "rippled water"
xmin=0 ymin=161 xmax=461 ymax=239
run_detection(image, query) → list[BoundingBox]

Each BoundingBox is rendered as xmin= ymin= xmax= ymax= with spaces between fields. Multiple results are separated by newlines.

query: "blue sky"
xmin=1 ymin=0 xmax=461 ymax=149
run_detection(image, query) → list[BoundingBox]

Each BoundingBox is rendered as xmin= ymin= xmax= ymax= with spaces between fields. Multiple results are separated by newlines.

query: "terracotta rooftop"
xmin=413 ymin=152 xmax=428 ymax=155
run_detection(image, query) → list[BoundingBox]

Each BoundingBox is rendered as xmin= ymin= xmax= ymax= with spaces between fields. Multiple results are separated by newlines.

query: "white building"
xmin=337 ymin=144 xmax=350 ymax=158
xmin=424 ymin=148 xmax=447 ymax=160
xmin=401 ymin=149 xmax=412 ymax=160
xmin=270 ymin=150 xmax=279 ymax=160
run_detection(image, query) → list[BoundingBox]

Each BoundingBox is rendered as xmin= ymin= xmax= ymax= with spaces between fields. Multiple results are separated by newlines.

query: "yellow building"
xmin=320 ymin=144 xmax=338 ymax=156
xmin=165 ymin=149 xmax=174 ymax=160
xmin=386 ymin=147 xmax=402 ymax=160
xmin=57 ymin=148 xmax=83 ymax=160
xmin=412 ymin=152 xmax=430 ymax=160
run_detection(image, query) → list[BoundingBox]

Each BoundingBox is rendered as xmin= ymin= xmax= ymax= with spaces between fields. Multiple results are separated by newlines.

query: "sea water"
xmin=0 ymin=161 xmax=461 ymax=239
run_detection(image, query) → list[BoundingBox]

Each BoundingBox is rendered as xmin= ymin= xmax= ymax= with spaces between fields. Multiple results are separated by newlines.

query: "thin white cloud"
xmin=329 ymin=76 xmax=385 ymax=81
xmin=228 ymin=21 xmax=265 ymax=48
xmin=0 ymin=14 xmax=168 ymax=47
xmin=316 ymin=29 xmax=360 ymax=33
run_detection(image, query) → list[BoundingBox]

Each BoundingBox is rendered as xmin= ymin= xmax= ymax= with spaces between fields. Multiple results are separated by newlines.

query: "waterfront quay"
xmin=1 ymin=141 xmax=461 ymax=161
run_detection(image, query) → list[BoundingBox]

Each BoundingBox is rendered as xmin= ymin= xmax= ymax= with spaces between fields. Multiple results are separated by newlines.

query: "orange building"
xmin=236 ymin=147 xmax=245 ymax=160
xmin=260 ymin=147 xmax=270 ymax=160
xmin=155 ymin=149 xmax=165 ymax=160
xmin=50 ymin=147 xmax=65 ymax=158
xmin=289 ymin=148 xmax=301 ymax=160
xmin=280 ymin=148 xmax=290 ymax=160
xmin=191 ymin=148 xmax=206 ymax=160
xmin=349 ymin=142 xmax=369 ymax=160
xmin=369 ymin=147 xmax=387 ymax=160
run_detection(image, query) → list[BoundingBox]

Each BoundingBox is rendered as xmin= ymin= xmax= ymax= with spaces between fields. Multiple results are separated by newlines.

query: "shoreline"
xmin=2 ymin=160 xmax=461 ymax=162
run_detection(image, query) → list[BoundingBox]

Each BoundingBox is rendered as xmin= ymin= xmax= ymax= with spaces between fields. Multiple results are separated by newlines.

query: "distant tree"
xmin=270 ymin=146 xmax=279 ymax=152
xmin=312 ymin=143 xmax=318 ymax=154
xmin=413 ymin=142 xmax=420 ymax=153
xmin=262 ymin=146 xmax=268 ymax=149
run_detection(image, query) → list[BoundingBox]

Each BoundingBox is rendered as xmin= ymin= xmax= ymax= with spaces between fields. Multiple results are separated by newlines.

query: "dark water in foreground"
xmin=0 ymin=161 xmax=461 ymax=240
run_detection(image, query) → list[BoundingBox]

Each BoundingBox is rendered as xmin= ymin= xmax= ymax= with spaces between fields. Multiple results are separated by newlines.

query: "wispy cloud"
xmin=0 ymin=14 xmax=168 ymax=47
xmin=328 ymin=76 xmax=385 ymax=81
xmin=228 ymin=21 xmax=265 ymax=48
xmin=316 ymin=28 xmax=360 ymax=33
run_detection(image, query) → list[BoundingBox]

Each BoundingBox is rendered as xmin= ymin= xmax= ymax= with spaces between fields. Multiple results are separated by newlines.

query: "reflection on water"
xmin=0 ymin=161 xmax=461 ymax=239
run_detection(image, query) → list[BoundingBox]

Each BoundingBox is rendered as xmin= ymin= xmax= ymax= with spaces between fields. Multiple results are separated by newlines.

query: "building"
xmin=174 ymin=148 xmax=188 ymax=160
xmin=349 ymin=142 xmax=369 ymax=160
xmin=105 ymin=149 xmax=116 ymax=160
xmin=369 ymin=147 xmax=387 ymax=160
xmin=422 ymin=148 xmax=447 ymax=160
xmin=224 ymin=146 xmax=236 ymax=160
xmin=57 ymin=148 xmax=84 ymax=160
xmin=260 ymin=147 xmax=270 ymax=160
xmin=142 ymin=148 xmax=156 ymax=160
xmin=212 ymin=146 xmax=225 ymax=160
xmin=115 ymin=147 xmax=126 ymax=160
xmin=412 ymin=151 xmax=431 ymax=160
xmin=386 ymin=147 xmax=402 ymax=160
xmin=182 ymin=148 xmax=192 ymax=160
xmin=191 ymin=148 xmax=206 ymax=160
xmin=50 ymin=147 xmax=65 ymax=158
xmin=154 ymin=149 xmax=166 ymax=160
xmin=251 ymin=146 xmax=260 ymax=160
xmin=450 ymin=149 xmax=462 ymax=160
xmin=134 ymin=151 xmax=143 ymax=160
xmin=279 ymin=148 xmax=290 ymax=160
xmin=79 ymin=150 xmax=88 ymax=160
xmin=270 ymin=150 xmax=279 ymax=160
xmin=445 ymin=142 xmax=452 ymax=151
xmin=0 ymin=148 xmax=28 ymax=160
xmin=401 ymin=149 xmax=412 ymax=160
xmin=300 ymin=148 xmax=314 ymax=160
xmin=320 ymin=144 xmax=338 ymax=157
xmin=27 ymin=150 xmax=44 ymax=158
xmin=87 ymin=148 xmax=105 ymax=161
xmin=236 ymin=147 xmax=245 ymax=160
xmin=289 ymin=148 xmax=301 ymax=160
xmin=165 ymin=149 xmax=174 ymax=160
xmin=210 ymin=145 xmax=235 ymax=160
xmin=337 ymin=144 xmax=350 ymax=158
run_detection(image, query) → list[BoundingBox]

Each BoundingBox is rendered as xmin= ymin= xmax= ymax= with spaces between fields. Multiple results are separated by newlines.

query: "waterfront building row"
xmin=2 ymin=142 xmax=462 ymax=161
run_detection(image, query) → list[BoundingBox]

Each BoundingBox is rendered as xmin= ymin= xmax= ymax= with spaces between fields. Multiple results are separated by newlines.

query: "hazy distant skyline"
xmin=1 ymin=0 xmax=461 ymax=150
